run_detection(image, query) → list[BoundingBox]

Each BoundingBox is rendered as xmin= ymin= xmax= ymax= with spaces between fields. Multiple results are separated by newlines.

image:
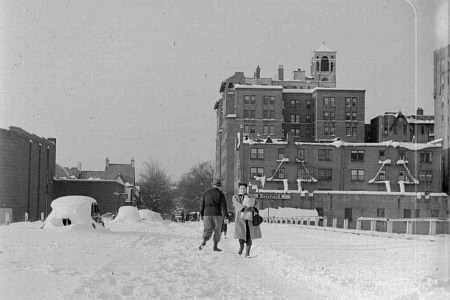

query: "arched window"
xmin=320 ymin=56 xmax=329 ymax=71
xmin=315 ymin=61 xmax=320 ymax=72
xmin=321 ymin=78 xmax=328 ymax=81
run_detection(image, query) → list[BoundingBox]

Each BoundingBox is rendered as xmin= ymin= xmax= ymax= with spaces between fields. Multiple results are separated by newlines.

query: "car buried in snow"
xmin=43 ymin=196 xmax=106 ymax=230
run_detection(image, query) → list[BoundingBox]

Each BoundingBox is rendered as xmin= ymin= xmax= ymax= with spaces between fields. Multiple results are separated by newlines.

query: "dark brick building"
xmin=0 ymin=126 xmax=56 ymax=223
xmin=370 ymin=108 xmax=434 ymax=143
xmin=53 ymin=179 xmax=126 ymax=215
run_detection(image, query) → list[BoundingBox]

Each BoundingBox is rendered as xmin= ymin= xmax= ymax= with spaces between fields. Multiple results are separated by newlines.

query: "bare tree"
xmin=175 ymin=161 xmax=214 ymax=211
xmin=137 ymin=160 xmax=175 ymax=216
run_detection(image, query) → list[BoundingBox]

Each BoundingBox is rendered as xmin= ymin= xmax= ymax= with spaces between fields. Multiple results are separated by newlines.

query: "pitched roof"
xmin=105 ymin=164 xmax=135 ymax=185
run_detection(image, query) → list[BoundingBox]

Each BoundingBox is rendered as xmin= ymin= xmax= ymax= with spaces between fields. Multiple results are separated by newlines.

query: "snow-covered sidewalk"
xmin=1 ymin=220 xmax=449 ymax=299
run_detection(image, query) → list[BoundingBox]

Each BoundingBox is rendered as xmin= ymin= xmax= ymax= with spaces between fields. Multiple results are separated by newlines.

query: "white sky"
xmin=0 ymin=0 xmax=448 ymax=179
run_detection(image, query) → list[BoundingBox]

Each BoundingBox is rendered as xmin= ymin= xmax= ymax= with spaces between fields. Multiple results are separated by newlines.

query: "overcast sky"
xmin=0 ymin=0 xmax=448 ymax=180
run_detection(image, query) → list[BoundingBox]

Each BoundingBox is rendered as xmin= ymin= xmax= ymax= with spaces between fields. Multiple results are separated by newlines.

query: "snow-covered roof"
xmin=282 ymin=89 xmax=315 ymax=93
xmin=243 ymin=137 xmax=288 ymax=145
xmin=315 ymin=44 xmax=335 ymax=52
xmin=295 ymin=140 xmax=442 ymax=150
xmin=405 ymin=117 xmax=434 ymax=124
xmin=234 ymin=84 xmax=283 ymax=90
xmin=312 ymin=87 xmax=365 ymax=92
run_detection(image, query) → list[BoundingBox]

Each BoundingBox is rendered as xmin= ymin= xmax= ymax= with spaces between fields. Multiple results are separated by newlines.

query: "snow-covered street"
xmin=1 ymin=219 xmax=449 ymax=299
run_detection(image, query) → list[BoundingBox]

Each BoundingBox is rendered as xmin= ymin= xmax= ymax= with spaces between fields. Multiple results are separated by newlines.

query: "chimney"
xmin=416 ymin=107 xmax=423 ymax=116
xmin=131 ymin=157 xmax=135 ymax=168
xmin=105 ymin=157 xmax=110 ymax=168
xmin=278 ymin=65 xmax=284 ymax=80
xmin=256 ymin=65 xmax=260 ymax=78
xmin=293 ymin=69 xmax=306 ymax=81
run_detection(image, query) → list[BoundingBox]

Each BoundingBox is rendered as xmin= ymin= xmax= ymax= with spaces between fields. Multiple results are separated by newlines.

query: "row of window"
xmin=322 ymin=97 xmax=358 ymax=107
xmin=290 ymin=100 xmax=314 ymax=109
xmin=244 ymin=110 xmax=276 ymax=119
xmin=244 ymin=125 xmax=275 ymax=136
xmin=316 ymin=207 xmax=438 ymax=220
xmin=252 ymin=148 xmax=433 ymax=163
xmin=250 ymin=167 xmax=434 ymax=182
xmin=244 ymin=95 xmax=276 ymax=105
xmin=290 ymin=114 xmax=314 ymax=123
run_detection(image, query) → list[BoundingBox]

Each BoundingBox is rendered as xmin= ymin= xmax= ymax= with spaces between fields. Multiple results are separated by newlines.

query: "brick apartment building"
xmin=434 ymin=44 xmax=450 ymax=194
xmin=0 ymin=126 xmax=56 ymax=223
xmin=215 ymin=44 xmax=366 ymax=202
xmin=370 ymin=108 xmax=434 ymax=143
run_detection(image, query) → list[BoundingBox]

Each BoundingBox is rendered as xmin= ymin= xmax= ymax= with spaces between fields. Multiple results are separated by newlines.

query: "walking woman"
xmin=232 ymin=183 xmax=262 ymax=257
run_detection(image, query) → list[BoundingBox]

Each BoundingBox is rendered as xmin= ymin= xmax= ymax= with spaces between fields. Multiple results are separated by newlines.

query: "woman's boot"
xmin=238 ymin=240 xmax=245 ymax=255
xmin=213 ymin=240 xmax=222 ymax=251
xmin=245 ymin=244 xmax=252 ymax=257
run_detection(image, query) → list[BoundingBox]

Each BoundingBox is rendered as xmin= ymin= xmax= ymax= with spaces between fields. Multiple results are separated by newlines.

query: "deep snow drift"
xmin=1 ymin=213 xmax=449 ymax=299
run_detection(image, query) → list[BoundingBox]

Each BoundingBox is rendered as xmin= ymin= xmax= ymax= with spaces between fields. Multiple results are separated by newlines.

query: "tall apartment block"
xmin=214 ymin=45 xmax=366 ymax=202
xmin=434 ymin=44 xmax=450 ymax=194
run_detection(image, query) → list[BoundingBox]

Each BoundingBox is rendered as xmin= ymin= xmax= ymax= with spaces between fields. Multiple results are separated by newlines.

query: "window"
xmin=263 ymin=125 xmax=274 ymax=136
xmin=330 ymin=97 xmax=335 ymax=106
xmin=269 ymin=125 xmax=275 ymax=136
xmin=352 ymin=126 xmax=357 ymax=136
xmin=399 ymin=150 xmax=407 ymax=161
xmin=346 ymin=126 xmax=351 ymax=136
xmin=330 ymin=112 xmax=335 ymax=120
xmin=244 ymin=110 xmax=249 ymax=118
xmin=250 ymin=148 xmax=264 ymax=159
xmin=250 ymin=95 xmax=256 ymax=105
xmin=351 ymin=150 xmax=364 ymax=162
xmin=352 ymin=112 xmax=357 ymax=120
xmin=346 ymin=97 xmax=351 ymax=107
xmin=306 ymin=114 xmax=311 ymax=123
xmin=277 ymin=168 xmax=285 ymax=179
xmin=278 ymin=148 xmax=285 ymax=160
xmin=244 ymin=125 xmax=255 ymax=134
xmin=420 ymin=152 xmax=432 ymax=163
xmin=244 ymin=95 xmax=250 ymax=104
xmin=403 ymin=124 xmax=407 ymax=135
xmin=352 ymin=97 xmax=357 ymax=106
xmin=318 ymin=168 xmax=332 ymax=180
xmin=269 ymin=96 xmax=275 ymax=105
xmin=250 ymin=110 xmax=256 ymax=118
xmin=269 ymin=110 xmax=275 ymax=119
xmin=379 ymin=150 xmax=386 ymax=161
xmin=377 ymin=208 xmax=385 ymax=218
xmin=419 ymin=170 xmax=433 ymax=182
xmin=351 ymin=169 xmax=365 ymax=181
xmin=291 ymin=114 xmax=300 ymax=123
xmin=346 ymin=112 xmax=351 ymax=121
xmin=324 ymin=112 xmax=330 ymax=120
xmin=415 ymin=209 xmax=420 ymax=218
xmin=263 ymin=110 xmax=268 ymax=118
xmin=318 ymin=149 xmax=332 ymax=161
xmin=290 ymin=128 xmax=300 ymax=136
xmin=265 ymin=96 xmax=270 ymax=105
xmin=250 ymin=167 xmax=264 ymax=178
xmin=324 ymin=122 xmax=334 ymax=136
xmin=379 ymin=169 xmax=386 ymax=181
xmin=297 ymin=149 xmax=305 ymax=160
xmin=344 ymin=208 xmax=352 ymax=221
xmin=421 ymin=125 xmax=425 ymax=134
xmin=431 ymin=210 xmax=439 ymax=217
xmin=404 ymin=209 xmax=411 ymax=218
xmin=324 ymin=97 xmax=330 ymax=106
xmin=306 ymin=100 xmax=311 ymax=109
xmin=398 ymin=171 xmax=405 ymax=181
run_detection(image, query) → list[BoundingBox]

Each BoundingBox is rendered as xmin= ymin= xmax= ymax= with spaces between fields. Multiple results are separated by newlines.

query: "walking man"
xmin=199 ymin=179 xmax=230 ymax=251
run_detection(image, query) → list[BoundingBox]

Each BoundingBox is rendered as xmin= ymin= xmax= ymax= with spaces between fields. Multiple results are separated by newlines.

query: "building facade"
xmin=370 ymin=109 xmax=434 ymax=143
xmin=434 ymin=44 xmax=450 ymax=194
xmin=0 ymin=126 xmax=56 ymax=223
xmin=235 ymin=136 xmax=442 ymax=197
xmin=215 ymin=45 xmax=365 ymax=203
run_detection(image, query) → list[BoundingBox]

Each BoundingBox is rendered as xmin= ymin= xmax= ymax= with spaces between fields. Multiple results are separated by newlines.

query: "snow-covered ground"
xmin=1 ymin=216 xmax=449 ymax=299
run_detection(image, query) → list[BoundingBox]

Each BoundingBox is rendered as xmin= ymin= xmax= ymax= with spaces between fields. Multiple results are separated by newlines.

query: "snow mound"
xmin=138 ymin=209 xmax=163 ymax=221
xmin=259 ymin=207 xmax=318 ymax=218
xmin=44 ymin=196 xmax=97 ymax=229
xmin=112 ymin=206 xmax=141 ymax=223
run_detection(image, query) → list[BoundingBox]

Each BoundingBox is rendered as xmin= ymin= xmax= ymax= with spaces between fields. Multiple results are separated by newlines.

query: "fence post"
xmin=332 ymin=218 xmax=337 ymax=228
xmin=306 ymin=218 xmax=310 ymax=226
xmin=41 ymin=212 xmax=45 ymax=222
xmin=356 ymin=219 xmax=361 ymax=230
xmin=315 ymin=217 xmax=319 ymax=226
xmin=343 ymin=219 xmax=348 ymax=229
xmin=5 ymin=212 xmax=10 ymax=225
xmin=24 ymin=212 xmax=29 ymax=222
xmin=429 ymin=220 xmax=437 ymax=235
xmin=370 ymin=220 xmax=376 ymax=231
xmin=323 ymin=216 xmax=327 ymax=227
xmin=387 ymin=220 xmax=393 ymax=233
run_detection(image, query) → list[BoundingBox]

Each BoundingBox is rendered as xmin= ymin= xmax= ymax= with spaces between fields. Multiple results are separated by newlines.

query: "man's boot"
xmin=213 ymin=241 xmax=222 ymax=251
xmin=238 ymin=240 xmax=245 ymax=255
xmin=198 ymin=238 xmax=207 ymax=250
xmin=245 ymin=244 xmax=252 ymax=257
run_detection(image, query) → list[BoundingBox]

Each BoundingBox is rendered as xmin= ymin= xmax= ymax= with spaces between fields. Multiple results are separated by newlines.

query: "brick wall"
xmin=53 ymin=180 xmax=125 ymax=215
xmin=0 ymin=127 xmax=55 ymax=223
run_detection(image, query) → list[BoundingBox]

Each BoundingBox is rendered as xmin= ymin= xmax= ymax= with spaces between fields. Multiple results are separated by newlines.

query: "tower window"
xmin=320 ymin=56 xmax=330 ymax=72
